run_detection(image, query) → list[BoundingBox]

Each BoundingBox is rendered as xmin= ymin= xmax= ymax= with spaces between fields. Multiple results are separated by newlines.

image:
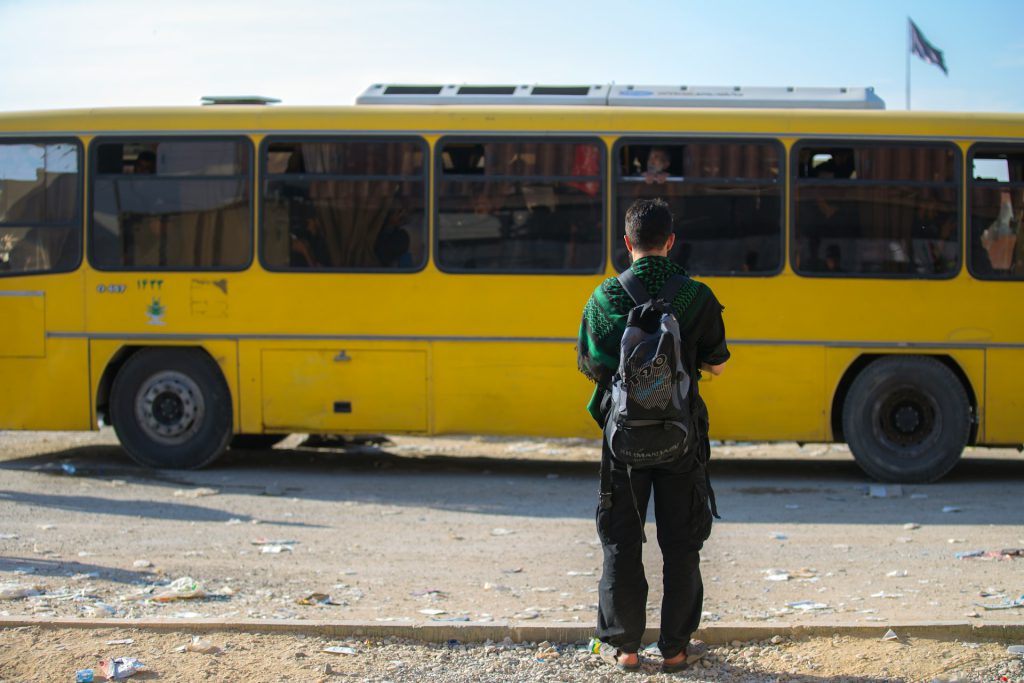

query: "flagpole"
xmin=906 ymin=17 xmax=911 ymax=110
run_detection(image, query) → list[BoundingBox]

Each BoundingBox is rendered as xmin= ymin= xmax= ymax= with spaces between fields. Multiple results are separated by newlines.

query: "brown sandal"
xmin=661 ymin=652 xmax=688 ymax=673
xmin=615 ymin=651 xmax=641 ymax=672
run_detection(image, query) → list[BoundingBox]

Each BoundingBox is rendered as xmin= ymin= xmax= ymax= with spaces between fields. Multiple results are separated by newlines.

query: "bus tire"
xmin=842 ymin=356 xmax=969 ymax=483
xmin=110 ymin=348 xmax=233 ymax=469
xmin=230 ymin=434 xmax=287 ymax=450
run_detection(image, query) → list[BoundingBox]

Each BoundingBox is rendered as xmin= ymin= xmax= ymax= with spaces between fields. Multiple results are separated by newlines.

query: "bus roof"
xmin=0 ymin=104 xmax=1022 ymax=141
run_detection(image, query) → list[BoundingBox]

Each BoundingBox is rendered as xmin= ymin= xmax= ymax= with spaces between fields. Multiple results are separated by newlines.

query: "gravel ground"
xmin=1 ymin=429 xmax=1024 ymax=680
xmin=0 ymin=626 xmax=1021 ymax=682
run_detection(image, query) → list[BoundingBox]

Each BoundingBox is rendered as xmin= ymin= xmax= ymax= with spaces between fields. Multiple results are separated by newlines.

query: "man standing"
xmin=577 ymin=198 xmax=729 ymax=673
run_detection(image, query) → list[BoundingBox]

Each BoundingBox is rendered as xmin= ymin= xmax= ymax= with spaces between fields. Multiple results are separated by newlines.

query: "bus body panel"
xmin=432 ymin=341 xmax=596 ymax=438
xmin=260 ymin=346 xmax=428 ymax=433
xmin=0 ymin=292 xmax=45 ymax=357
xmin=703 ymin=344 xmax=827 ymax=442
xmin=83 ymin=271 xmax=247 ymax=335
xmin=0 ymin=339 xmax=90 ymax=429
xmin=0 ymin=269 xmax=87 ymax=429
xmin=986 ymin=348 xmax=1024 ymax=444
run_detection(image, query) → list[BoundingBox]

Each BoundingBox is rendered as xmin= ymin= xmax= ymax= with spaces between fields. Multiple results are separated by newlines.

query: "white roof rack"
xmin=201 ymin=95 xmax=281 ymax=106
xmin=357 ymin=84 xmax=608 ymax=106
xmin=356 ymin=84 xmax=885 ymax=110
xmin=608 ymin=85 xmax=884 ymax=109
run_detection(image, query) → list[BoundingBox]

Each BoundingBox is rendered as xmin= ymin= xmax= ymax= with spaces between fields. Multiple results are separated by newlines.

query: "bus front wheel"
xmin=842 ymin=356 xmax=970 ymax=483
xmin=110 ymin=348 xmax=233 ymax=469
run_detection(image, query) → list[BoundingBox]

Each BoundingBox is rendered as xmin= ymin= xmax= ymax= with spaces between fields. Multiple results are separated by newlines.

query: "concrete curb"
xmin=1 ymin=617 xmax=1023 ymax=645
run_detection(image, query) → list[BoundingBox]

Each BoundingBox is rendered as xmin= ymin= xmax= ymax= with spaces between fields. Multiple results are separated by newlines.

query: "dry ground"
xmin=1 ymin=430 xmax=1023 ymax=680
xmin=0 ymin=625 xmax=1021 ymax=682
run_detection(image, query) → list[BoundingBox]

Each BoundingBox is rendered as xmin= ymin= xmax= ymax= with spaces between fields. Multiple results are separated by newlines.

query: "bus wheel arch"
xmin=834 ymin=354 xmax=974 ymax=483
xmin=96 ymin=345 xmax=144 ymax=427
xmin=108 ymin=346 xmax=233 ymax=469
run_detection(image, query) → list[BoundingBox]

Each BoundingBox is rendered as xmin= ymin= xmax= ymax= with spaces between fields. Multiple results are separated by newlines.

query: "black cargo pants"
xmin=594 ymin=439 xmax=714 ymax=659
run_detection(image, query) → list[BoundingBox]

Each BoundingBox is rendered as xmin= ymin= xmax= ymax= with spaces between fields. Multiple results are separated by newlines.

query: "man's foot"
xmin=660 ymin=652 xmax=688 ymax=673
xmin=615 ymin=651 xmax=641 ymax=672
xmin=662 ymin=640 xmax=708 ymax=673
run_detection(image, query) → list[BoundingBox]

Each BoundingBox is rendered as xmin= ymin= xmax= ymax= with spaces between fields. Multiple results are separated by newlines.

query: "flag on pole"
xmin=909 ymin=19 xmax=948 ymax=75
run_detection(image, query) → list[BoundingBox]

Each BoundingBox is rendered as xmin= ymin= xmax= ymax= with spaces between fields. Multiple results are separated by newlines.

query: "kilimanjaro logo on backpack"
xmin=604 ymin=270 xmax=695 ymax=468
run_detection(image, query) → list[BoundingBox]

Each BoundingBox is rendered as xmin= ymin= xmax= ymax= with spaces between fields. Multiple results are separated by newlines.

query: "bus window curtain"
xmin=302 ymin=143 xmax=397 ymax=268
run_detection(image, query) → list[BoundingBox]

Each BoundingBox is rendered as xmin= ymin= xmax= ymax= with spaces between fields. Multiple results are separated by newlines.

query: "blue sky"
xmin=0 ymin=0 xmax=1020 ymax=112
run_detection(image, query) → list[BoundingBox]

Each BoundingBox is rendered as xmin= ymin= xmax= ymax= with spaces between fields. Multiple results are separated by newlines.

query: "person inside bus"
xmin=288 ymin=205 xmax=329 ymax=268
xmin=5 ymin=228 xmax=51 ymax=272
xmin=911 ymin=193 xmax=957 ymax=274
xmin=374 ymin=198 xmax=417 ymax=268
xmin=798 ymin=152 xmax=856 ymax=272
xmin=133 ymin=150 xmax=156 ymax=175
xmin=809 ymin=149 xmax=855 ymax=179
xmin=979 ymin=189 xmax=1020 ymax=273
xmin=640 ymin=146 xmax=672 ymax=184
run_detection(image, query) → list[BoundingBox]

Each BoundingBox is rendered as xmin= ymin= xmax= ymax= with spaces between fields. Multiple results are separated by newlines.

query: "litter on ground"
xmin=173 ymin=487 xmax=218 ymax=498
xmin=150 ymin=577 xmax=206 ymax=602
xmin=185 ymin=636 xmax=219 ymax=654
xmin=975 ymin=595 xmax=1024 ymax=611
xmin=0 ymin=583 xmax=42 ymax=600
xmin=99 ymin=657 xmax=144 ymax=680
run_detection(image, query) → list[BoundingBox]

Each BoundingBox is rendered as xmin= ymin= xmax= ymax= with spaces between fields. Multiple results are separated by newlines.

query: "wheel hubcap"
xmin=135 ymin=371 xmax=205 ymax=446
xmin=893 ymin=405 xmax=921 ymax=433
xmin=877 ymin=388 xmax=937 ymax=450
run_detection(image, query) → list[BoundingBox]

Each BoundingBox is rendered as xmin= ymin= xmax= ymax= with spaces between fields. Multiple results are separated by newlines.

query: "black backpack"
xmin=603 ymin=270 xmax=695 ymax=468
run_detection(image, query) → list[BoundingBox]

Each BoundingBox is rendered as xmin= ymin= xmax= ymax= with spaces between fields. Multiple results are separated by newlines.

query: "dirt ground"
xmin=1 ymin=430 xmax=1023 ymax=680
xmin=0 ymin=625 xmax=1021 ymax=682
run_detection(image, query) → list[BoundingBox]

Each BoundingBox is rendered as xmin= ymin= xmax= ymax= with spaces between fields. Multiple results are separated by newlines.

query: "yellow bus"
xmin=0 ymin=85 xmax=1021 ymax=482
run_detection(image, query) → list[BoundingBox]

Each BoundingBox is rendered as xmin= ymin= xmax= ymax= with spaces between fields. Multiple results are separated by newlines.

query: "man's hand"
xmin=701 ymin=362 xmax=725 ymax=376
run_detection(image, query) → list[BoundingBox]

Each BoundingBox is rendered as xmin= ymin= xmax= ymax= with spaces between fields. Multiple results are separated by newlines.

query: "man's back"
xmin=577 ymin=255 xmax=729 ymax=424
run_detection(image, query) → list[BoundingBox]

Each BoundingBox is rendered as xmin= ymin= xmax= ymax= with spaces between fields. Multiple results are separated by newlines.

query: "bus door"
xmin=0 ymin=138 xmax=90 ymax=430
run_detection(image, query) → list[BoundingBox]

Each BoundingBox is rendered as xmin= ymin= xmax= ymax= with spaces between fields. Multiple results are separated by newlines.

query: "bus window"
xmin=613 ymin=140 xmax=782 ymax=275
xmin=793 ymin=142 xmax=959 ymax=277
xmin=436 ymin=138 xmax=604 ymax=273
xmin=0 ymin=140 xmax=81 ymax=276
xmin=261 ymin=139 xmax=426 ymax=271
xmin=90 ymin=138 xmax=251 ymax=270
xmin=968 ymin=147 xmax=1024 ymax=279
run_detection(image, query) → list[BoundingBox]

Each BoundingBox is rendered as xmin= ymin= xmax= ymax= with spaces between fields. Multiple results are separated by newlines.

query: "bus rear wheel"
xmin=842 ymin=356 xmax=970 ymax=483
xmin=110 ymin=348 xmax=233 ymax=469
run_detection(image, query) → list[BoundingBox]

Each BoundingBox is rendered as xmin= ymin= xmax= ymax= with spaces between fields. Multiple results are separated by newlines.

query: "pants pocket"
xmin=689 ymin=477 xmax=713 ymax=543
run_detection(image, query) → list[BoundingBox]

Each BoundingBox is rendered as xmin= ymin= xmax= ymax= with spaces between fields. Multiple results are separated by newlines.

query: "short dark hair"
xmin=625 ymin=198 xmax=673 ymax=251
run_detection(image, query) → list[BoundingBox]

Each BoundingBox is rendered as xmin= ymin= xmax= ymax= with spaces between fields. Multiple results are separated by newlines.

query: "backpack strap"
xmin=598 ymin=444 xmax=613 ymax=510
xmin=655 ymin=274 xmax=688 ymax=307
xmin=619 ymin=270 xmax=689 ymax=308
xmin=617 ymin=268 xmax=650 ymax=306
